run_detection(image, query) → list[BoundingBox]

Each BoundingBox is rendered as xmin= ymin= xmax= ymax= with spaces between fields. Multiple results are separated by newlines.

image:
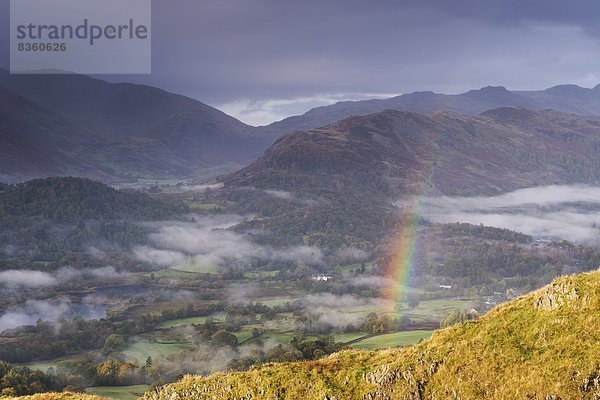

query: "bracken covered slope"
xmin=227 ymin=108 xmax=600 ymax=197
xmin=143 ymin=270 xmax=600 ymax=400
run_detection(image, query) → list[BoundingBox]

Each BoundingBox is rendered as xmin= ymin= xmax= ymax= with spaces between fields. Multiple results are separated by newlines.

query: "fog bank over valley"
xmin=421 ymin=185 xmax=600 ymax=243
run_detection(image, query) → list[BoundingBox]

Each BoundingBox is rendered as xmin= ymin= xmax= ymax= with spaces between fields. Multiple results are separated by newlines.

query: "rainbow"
xmin=381 ymin=198 xmax=423 ymax=311
xmin=381 ymin=159 xmax=437 ymax=313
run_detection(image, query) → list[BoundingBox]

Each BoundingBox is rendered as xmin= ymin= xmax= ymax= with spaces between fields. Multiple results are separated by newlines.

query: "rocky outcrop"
xmin=534 ymin=281 xmax=587 ymax=311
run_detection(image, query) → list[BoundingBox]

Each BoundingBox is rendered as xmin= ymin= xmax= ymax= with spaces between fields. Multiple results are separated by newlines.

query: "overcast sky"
xmin=2 ymin=0 xmax=600 ymax=125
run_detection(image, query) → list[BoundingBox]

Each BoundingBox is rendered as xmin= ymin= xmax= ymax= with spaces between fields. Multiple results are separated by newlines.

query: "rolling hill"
xmin=228 ymin=107 xmax=600 ymax=197
xmin=144 ymin=270 xmax=600 ymax=399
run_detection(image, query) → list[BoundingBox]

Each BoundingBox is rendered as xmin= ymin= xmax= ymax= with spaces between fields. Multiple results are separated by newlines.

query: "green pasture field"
xmin=86 ymin=385 xmax=149 ymax=400
xmin=122 ymin=341 xmax=195 ymax=362
xmin=156 ymin=314 xmax=225 ymax=330
xmin=169 ymin=261 xmax=220 ymax=274
xmin=350 ymin=330 xmax=433 ymax=350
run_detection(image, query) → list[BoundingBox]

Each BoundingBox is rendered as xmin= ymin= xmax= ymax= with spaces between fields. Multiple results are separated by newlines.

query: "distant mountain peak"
xmin=473 ymin=85 xmax=510 ymax=93
xmin=545 ymin=84 xmax=588 ymax=94
xmin=480 ymin=106 xmax=535 ymax=118
xmin=403 ymin=90 xmax=437 ymax=98
xmin=463 ymin=86 xmax=518 ymax=101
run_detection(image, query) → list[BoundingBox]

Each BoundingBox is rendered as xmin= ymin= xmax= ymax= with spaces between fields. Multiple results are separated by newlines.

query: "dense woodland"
xmin=0 ymin=361 xmax=65 ymax=396
xmin=400 ymin=223 xmax=600 ymax=294
xmin=0 ymin=178 xmax=185 ymax=222
xmin=0 ymin=178 xmax=186 ymax=272
xmin=219 ymin=184 xmax=395 ymax=250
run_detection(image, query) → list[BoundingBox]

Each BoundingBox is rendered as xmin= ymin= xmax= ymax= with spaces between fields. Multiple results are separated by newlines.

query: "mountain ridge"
xmin=6 ymin=70 xmax=600 ymax=184
xmin=260 ymin=83 xmax=600 ymax=136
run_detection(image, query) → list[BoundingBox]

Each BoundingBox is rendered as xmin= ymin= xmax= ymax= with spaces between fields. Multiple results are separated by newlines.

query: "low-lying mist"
xmin=134 ymin=214 xmax=324 ymax=270
xmin=421 ymin=185 xmax=600 ymax=244
xmin=299 ymin=293 xmax=389 ymax=330
xmin=0 ymin=267 xmax=132 ymax=289
xmin=0 ymin=297 xmax=108 ymax=332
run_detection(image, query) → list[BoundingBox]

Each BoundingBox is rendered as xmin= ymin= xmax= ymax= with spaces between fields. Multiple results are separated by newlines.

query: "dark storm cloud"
xmin=144 ymin=0 xmax=437 ymax=99
xmin=148 ymin=1 xmax=600 ymax=97
xmin=2 ymin=0 xmax=600 ymax=124
xmin=410 ymin=1 xmax=600 ymax=29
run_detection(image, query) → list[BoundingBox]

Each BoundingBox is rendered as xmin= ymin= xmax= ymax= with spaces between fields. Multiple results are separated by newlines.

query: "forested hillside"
xmin=0 ymin=177 xmax=183 ymax=222
xmin=0 ymin=177 xmax=186 ymax=272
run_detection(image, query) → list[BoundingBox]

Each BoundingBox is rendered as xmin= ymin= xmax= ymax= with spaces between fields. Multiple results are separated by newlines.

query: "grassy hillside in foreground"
xmin=143 ymin=270 xmax=600 ymax=400
xmin=6 ymin=393 xmax=106 ymax=400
